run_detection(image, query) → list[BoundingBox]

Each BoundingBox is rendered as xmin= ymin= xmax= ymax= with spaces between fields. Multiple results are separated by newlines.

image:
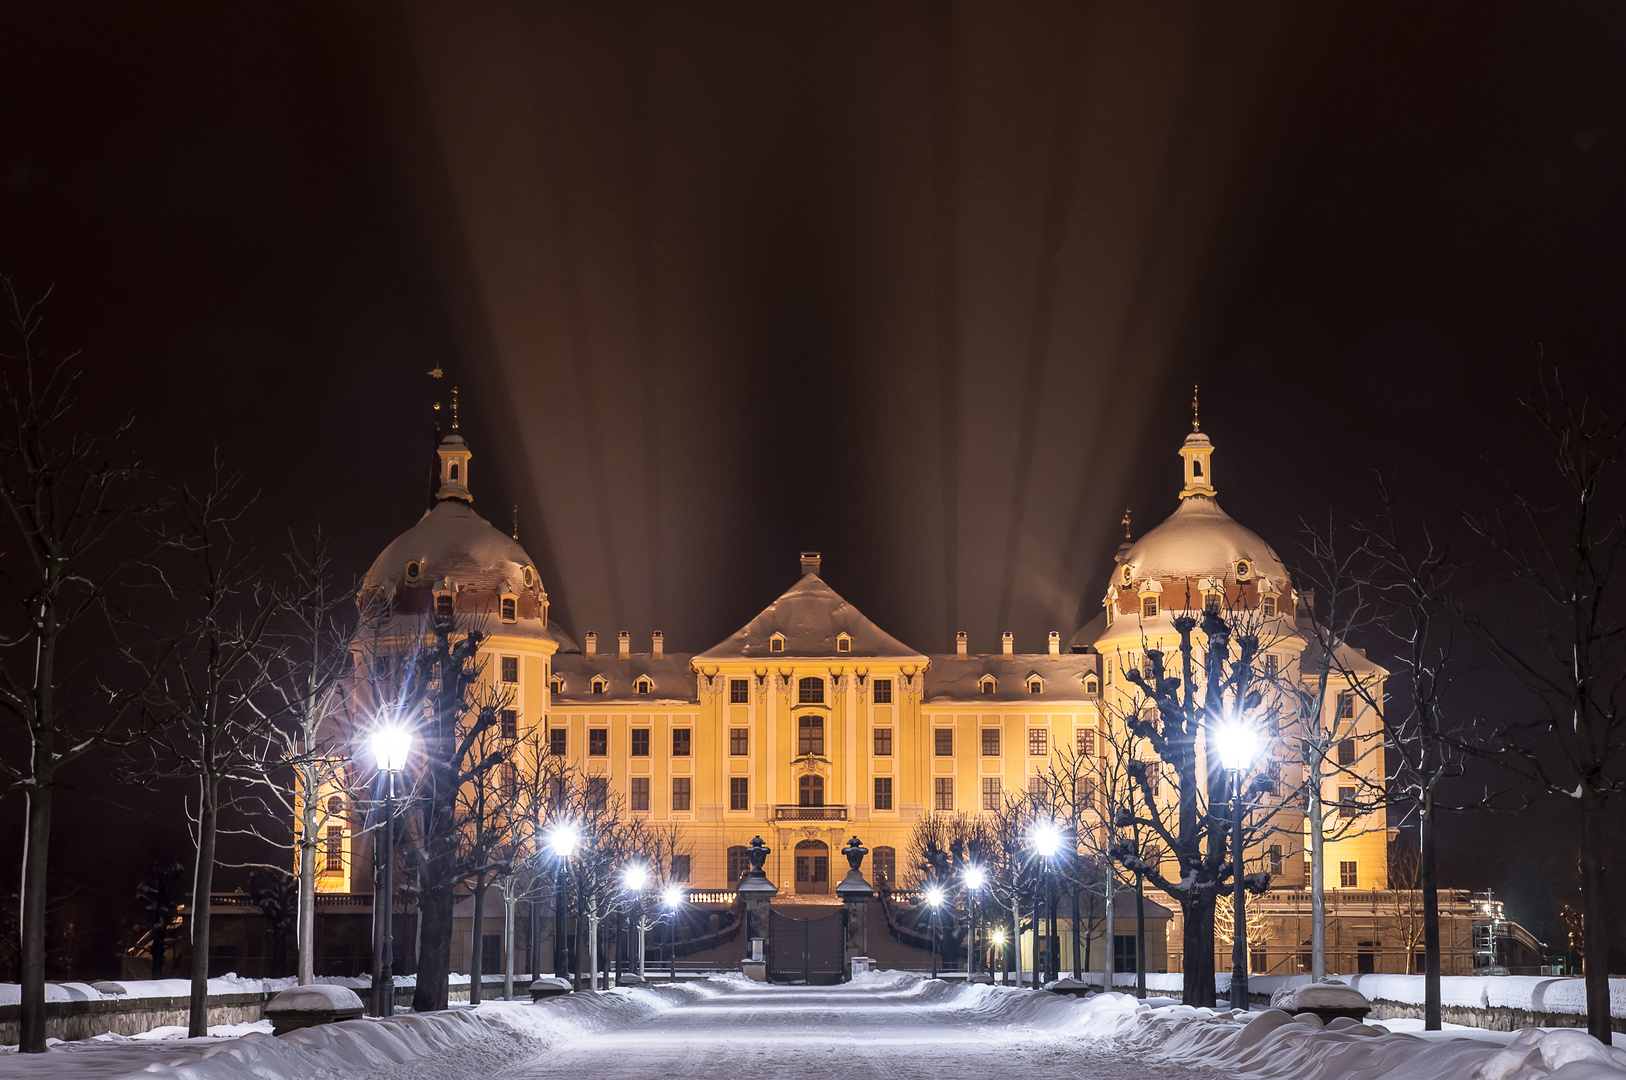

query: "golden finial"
xmin=1122 ymin=507 xmax=1132 ymax=541
xmin=512 ymin=504 xmax=519 ymax=540
xmin=427 ymin=366 xmax=444 ymax=379
xmin=450 ymin=386 xmax=460 ymax=431
xmin=1192 ymin=384 xmax=1200 ymax=432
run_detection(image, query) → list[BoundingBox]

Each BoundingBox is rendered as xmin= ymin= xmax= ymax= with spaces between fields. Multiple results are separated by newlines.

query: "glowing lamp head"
xmin=1031 ymin=823 xmax=1062 ymax=858
xmin=548 ymin=823 xmax=581 ymax=858
xmin=662 ymin=885 xmax=683 ymax=909
xmin=622 ymin=864 xmax=649 ymax=891
xmin=1213 ymin=717 xmax=1259 ymax=772
xmin=371 ymin=725 xmax=412 ymax=773
xmin=925 ymin=885 xmax=945 ymax=908
xmin=991 ymin=929 xmax=1006 ymax=945
xmin=963 ymin=865 xmax=987 ymax=889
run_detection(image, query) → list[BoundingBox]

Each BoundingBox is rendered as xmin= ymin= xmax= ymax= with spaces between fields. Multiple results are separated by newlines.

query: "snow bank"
xmin=0 ymin=971 xmax=490 ymax=1009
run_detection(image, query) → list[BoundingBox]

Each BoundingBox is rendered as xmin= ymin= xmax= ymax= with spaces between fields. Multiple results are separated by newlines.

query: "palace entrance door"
xmin=793 ymin=839 xmax=829 ymax=895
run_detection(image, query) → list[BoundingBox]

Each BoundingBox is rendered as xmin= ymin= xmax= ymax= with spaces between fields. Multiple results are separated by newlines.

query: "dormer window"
xmin=1235 ymin=559 xmax=1252 ymax=581
xmin=522 ymin=565 xmax=536 ymax=589
xmin=836 ymin=633 xmax=852 ymax=654
xmin=1027 ymin=677 xmax=1043 ymax=695
xmin=1084 ymin=675 xmax=1099 ymax=695
xmin=770 ymin=633 xmax=786 ymax=653
xmin=1262 ymin=594 xmax=1278 ymax=619
xmin=405 ymin=560 xmax=421 ymax=583
xmin=1141 ymin=595 xmax=1159 ymax=619
xmin=591 ymin=677 xmax=607 ymax=695
xmin=1203 ymin=590 xmax=1223 ymax=615
xmin=501 ymin=597 xmax=517 ymax=621
xmin=635 ymin=677 xmax=652 ymax=695
xmin=979 ymin=676 xmax=996 ymax=695
xmin=1120 ymin=564 xmax=1133 ymax=587
xmin=550 ymin=676 xmax=563 ymax=694
xmin=435 ymin=592 xmax=454 ymax=621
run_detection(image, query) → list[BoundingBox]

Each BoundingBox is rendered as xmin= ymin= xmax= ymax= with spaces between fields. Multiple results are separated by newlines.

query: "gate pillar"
xmin=836 ymin=836 xmax=874 ymax=980
xmin=737 ymin=835 xmax=778 ymax=979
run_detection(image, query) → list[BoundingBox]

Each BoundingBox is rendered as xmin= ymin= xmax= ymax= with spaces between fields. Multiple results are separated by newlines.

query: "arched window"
xmin=798 ymin=677 xmax=824 ymax=704
xmin=872 ymin=845 xmax=896 ymax=886
xmin=1141 ymin=595 xmax=1159 ymax=619
xmin=798 ymin=774 xmax=824 ymax=807
xmin=727 ymin=845 xmax=752 ymax=884
xmin=449 ymin=462 xmax=460 ymax=482
xmin=1027 ymin=677 xmax=1043 ymax=695
xmin=794 ymin=839 xmax=830 ymax=894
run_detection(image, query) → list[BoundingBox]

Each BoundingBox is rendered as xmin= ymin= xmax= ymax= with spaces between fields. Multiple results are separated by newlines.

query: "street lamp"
xmin=623 ymin=864 xmax=649 ymax=978
xmin=1213 ymin=716 xmax=1260 ymax=1008
xmin=548 ymin=823 xmax=580 ymax=981
xmin=963 ymin=866 xmax=987 ymax=976
xmin=662 ymin=885 xmax=683 ymax=981
xmin=369 ymin=724 xmax=411 ymax=1018
xmin=1030 ymin=823 xmax=1061 ymax=987
xmin=990 ymin=927 xmax=1007 ymax=983
xmin=925 ymin=885 xmax=945 ymax=979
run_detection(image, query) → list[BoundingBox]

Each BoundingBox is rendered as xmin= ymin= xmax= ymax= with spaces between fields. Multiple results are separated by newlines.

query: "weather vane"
xmin=1192 ymin=384 xmax=1200 ymax=432
xmin=450 ymin=386 xmax=460 ymax=431
xmin=1122 ymin=507 xmax=1132 ymax=541
xmin=512 ymin=504 xmax=519 ymax=540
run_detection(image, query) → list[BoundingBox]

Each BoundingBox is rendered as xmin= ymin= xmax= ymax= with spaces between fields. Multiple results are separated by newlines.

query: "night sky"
xmin=4 ymin=1 xmax=1626 ymax=975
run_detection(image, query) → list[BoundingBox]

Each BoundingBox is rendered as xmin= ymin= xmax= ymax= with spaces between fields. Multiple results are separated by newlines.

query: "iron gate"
xmin=769 ymin=909 xmax=845 ymax=984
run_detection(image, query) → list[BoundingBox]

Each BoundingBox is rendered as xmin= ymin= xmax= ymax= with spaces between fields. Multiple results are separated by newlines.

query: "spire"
xmin=1115 ymin=507 xmax=1134 ymax=563
xmin=1122 ymin=507 xmax=1132 ymax=541
xmin=432 ymin=380 xmax=472 ymax=503
xmin=450 ymin=386 xmax=461 ymax=431
xmin=1191 ymin=383 xmax=1200 ymax=432
xmin=512 ymin=504 xmax=519 ymax=540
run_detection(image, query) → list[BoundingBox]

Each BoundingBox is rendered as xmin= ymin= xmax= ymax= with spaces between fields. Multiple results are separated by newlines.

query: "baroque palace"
xmin=261 ymin=410 xmax=1540 ymax=983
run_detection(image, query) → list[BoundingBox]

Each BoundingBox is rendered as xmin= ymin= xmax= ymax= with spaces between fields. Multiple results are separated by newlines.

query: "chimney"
xmin=956 ymin=631 xmax=967 ymax=658
xmin=652 ymin=631 xmax=664 ymax=659
xmin=1048 ymin=631 xmax=1060 ymax=657
xmin=585 ymin=631 xmax=597 ymax=659
xmin=618 ymin=630 xmax=630 ymax=660
xmin=800 ymin=551 xmax=822 ymax=577
xmin=1002 ymin=631 xmax=1014 ymax=657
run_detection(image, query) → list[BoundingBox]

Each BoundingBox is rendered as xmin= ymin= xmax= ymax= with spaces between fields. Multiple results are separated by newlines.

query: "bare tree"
xmin=0 ymin=281 xmax=165 ymax=1053
xmin=132 ymin=466 xmax=285 ymax=1036
xmin=247 ymin=867 xmax=298 ymax=977
xmin=1464 ymin=366 xmax=1626 ymax=1043
xmin=132 ymin=860 xmax=187 ymax=979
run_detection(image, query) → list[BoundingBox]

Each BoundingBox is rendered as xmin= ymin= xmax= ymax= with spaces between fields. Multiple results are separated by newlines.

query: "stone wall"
xmin=1364 ymin=998 xmax=1626 ymax=1035
xmin=0 ymin=976 xmax=527 ymax=1045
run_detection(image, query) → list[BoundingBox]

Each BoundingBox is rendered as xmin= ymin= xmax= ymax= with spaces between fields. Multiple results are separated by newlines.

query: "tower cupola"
xmin=1177 ymin=385 xmax=1215 ymax=500
xmin=436 ymin=434 xmax=473 ymax=502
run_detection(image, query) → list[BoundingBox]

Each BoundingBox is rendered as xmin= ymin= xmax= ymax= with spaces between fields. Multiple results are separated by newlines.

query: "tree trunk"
xmin=1581 ymin=800 xmax=1611 ymax=1044
xmin=1421 ymin=798 xmax=1441 ymax=1030
xmin=19 ymin=781 xmax=51 ymax=1054
xmin=1182 ymin=892 xmax=1217 ymax=1007
xmin=297 ymin=784 xmax=317 ymax=985
xmin=189 ymin=777 xmax=219 ymax=1038
xmin=153 ymin=918 xmax=167 ymax=980
xmin=503 ymin=892 xmax=516 ymax=1000
xmin=1071 ymin=886 xmax=1081 ymax=980
xmin=1135 ymin=874 xmax=1147 ymax=999
xmin=413 ymin=877 xmax=453 ymax=1011
xmin=1104 ymin=869 xmax=1116 ymax=989
xmin=1309 ymin=785 xmax=1327 ymax=981
xmin=469 ymin=881 xmax=487 ymax=1005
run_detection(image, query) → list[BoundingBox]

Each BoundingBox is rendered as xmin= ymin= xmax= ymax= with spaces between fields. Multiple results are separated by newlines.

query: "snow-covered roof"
xmin=695 ymin=574 xmax=928 ymax=662
xmin=1117 ymin=495 xmax=1288 ymax=587
xmin=551 ymin=653 xmax=699 ymax=704
xmin=1294 ymin=632 xmax=1390 ymax=679
xmin=1067 ymin=611 xmax=1108 ymax=652
xmin=923 ymin=654 xmax=1101 ymax=702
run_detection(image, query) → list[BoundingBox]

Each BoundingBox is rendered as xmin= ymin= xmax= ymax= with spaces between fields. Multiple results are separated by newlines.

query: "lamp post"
xmin=623 ymin=864 xmax=649 ymax=979
xmin=990 ymin=928 xmax=1007 ymax=983
xmin=1214 ymin=717 xmax=1259 ymax=1009
xmin=547 ymin=824 xmax=580 ymax=981
xmin=1031 ymin=823 xmax=1061 ymax=988
xmin=963 ymin=866 xmax=987 ymax=977
xmin=925 ymin=885 xmax=945 ymax=979
xmin=662 ymin=885 xmax=682 ymax=981
xmin=369 ymin=724 xmax=412 ymax=1018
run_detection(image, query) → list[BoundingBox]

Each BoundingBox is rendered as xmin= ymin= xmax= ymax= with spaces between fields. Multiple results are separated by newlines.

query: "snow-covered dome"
xmin=1117 ymin=495 xmax=1287 ymax=587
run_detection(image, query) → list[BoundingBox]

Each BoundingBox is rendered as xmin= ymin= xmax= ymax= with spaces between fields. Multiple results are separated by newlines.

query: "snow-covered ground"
xmin=6 ymin=972 xmax=1625 ymax=1080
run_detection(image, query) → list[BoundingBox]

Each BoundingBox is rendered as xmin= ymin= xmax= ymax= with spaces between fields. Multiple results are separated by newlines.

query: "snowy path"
xmin=499 ymin=980 xmax=1198 ymax=1080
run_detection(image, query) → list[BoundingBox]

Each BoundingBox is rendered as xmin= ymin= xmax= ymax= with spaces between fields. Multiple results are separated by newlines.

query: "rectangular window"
xmin=589 ymin=728 xmax=608 ymax=756
xmin=1144 ymin=760 xmax=1162 ymax=799
xmin=673 ymin=728 xmax=692 ymax=756
xmin=981 ymin=728 xmax=1001 ymax=756
xmin=1340 ymin=860 xmax=1358 ymax=888
xmin=1263 ymin=653 xmax=1279 ymax=678
xmin=798 ymin=715 xmax=824 ymax=756
xmin=934 ymin=777 xmax=954 ymax=811
xmin=729 ymin=776 xmax=749 ymax=811
xmin=1077 ymin=729 xmax=1096 ymax=756
xmin=873 ymin=777 xmax=893 ymax=811
xmin=548 ymin=728 xmax=566 ymax=756
xmin=730 ymin=727 xmax=749 ymax=755
xmin=873 ymin=678 xmax=892 ymax=704
xmin=1263 ymin=595 xmax=1278 ymax=619
xmin=587 ymin=776 xmax=607 ymax=813
xmin=798 ymin=677 xmax=824 ymax=704
xmin=671 ymin=855 xmax=691 ymax=882
xmin=1337 ymin=738 xmax=1356 ymax=766
xmin=1076 ymin=776 xmax=1096 ymax=807
xmin=1029 ymin=727 xmax=1049 ymax=756
xmin=501 ymin=597 xmax=516 ymax=621
xmin=873 ymin=728 xmax=892 ymax=756
xmin=500 ymin=655 xmax=519 ymax=684
xmin=1251 ymin=946 xmax=1268 ymax=974
xmin=672 ymin=777 xmax=691 ymax=812
xmin=730 ymin=678 xmax=750 ymax=703
xmin=1268 ymin=845 xmax=1283 ymax=875
xmin=630 ymin=777 xmax=650 ymax=812
xmin=1028 ymin=776 xmax=1045 ymax=800
xmin=1338 ymin=785 xmax=1357 ymax=806
xmin=631 ymin=728 xmax=650 ymax=756
xmin=981 ymin=776 xmax=1002 ymax=811
xmin=1338 ymin=691 xmax=1355 ymax=719
xmin=934 ymin=728 xmax=953 ymax=757
xmin=1141 ymin=595 xmax=1158 ymax=619
xmin=323 ymin=825 xmax=343 ymax=871
xmin=501 ymin=759 xmax=516 ymax=796
xmin=500 ymin=708 xmax=518 ymax=741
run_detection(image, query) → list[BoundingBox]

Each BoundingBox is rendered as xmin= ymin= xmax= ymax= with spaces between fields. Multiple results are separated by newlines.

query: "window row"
xmin=938 ymin=727 xmax=1056 ymax=756
xmin=541 ymin=722 xmax=1100 ymax=762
